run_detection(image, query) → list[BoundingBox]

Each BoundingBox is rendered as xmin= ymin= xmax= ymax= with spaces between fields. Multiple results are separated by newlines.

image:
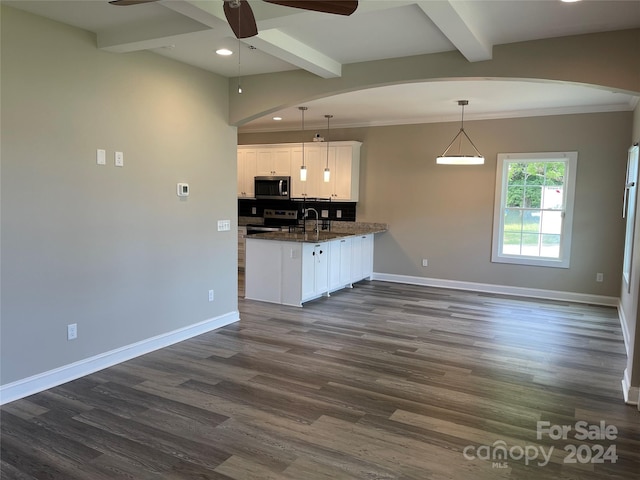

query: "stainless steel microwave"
xmin=254 ymin=176 xmax=290 ymax=200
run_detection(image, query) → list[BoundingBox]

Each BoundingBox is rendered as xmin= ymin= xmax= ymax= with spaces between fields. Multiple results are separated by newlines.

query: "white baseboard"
xmin=0 ymin=311 xmax=240 ymax=406
xmin=371 ymin=272 xmax=619 ymax=306
xmin=622 ymin=368 xmax=639 ymax=405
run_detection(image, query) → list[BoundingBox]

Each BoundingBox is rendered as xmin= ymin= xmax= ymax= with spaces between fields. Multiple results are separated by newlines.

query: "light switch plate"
xmin=217 ymin=220 xmax=231 ymax=231
xmin=97 ymin=149 xmax=106 ymax=165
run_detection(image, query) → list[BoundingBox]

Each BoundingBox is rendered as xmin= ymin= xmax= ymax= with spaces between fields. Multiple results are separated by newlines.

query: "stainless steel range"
xmin=245 ymin=209 xmax=299 ymax=235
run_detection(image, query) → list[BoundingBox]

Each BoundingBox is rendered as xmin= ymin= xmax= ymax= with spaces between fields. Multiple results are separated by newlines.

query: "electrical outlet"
xmin=115 ymin=151 xmax=124 ymax=167
xmin=596 ymin=272 xmax=604 ymax=282
xmin=422 ymin=259 xmax=428 ymax=267
xmin=208 ymin=289 xmax=214 ymax=302
xmin=67 ymin=323 xmax=78 ymax=341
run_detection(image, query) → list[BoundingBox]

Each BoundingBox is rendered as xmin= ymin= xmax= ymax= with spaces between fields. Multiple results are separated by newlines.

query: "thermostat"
xmin=177 ymin=183 xmax=189 ymax=197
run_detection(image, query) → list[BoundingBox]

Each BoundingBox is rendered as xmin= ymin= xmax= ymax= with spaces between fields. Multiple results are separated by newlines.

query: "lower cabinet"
xmin=350 ymin=234 xmax=374 ymax=283
xmin=245 ymin=234 xmax=374 ymax=307
xmin=301 ymin=242 xmax=329 ymax=302
xmin=329 ymin=237 xmax=352 ymax=292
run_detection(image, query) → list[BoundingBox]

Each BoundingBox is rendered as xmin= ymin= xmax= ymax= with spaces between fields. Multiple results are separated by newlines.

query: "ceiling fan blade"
xmin=263 ymin=0 xmax=358 ymax=16
xmin=224 ymin=0 xmax=258 ymax=39
xmin=109 ymin=0 xmax=158 ymax=5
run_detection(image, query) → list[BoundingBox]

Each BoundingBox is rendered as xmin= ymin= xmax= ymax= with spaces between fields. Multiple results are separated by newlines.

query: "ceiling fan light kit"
xmin=436 ymin=100 xmax=485 ymax=166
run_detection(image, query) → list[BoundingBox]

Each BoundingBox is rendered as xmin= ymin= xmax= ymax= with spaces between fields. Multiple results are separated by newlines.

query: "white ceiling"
xmin=7 ymin=0 xmax=640 ymax=132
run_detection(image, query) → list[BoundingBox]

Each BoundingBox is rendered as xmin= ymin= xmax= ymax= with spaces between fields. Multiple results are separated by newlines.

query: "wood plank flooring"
xmin=2 ymin=281 xmax=639 ymax=479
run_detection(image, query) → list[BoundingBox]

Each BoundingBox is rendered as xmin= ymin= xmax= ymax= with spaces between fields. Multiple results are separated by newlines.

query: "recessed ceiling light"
xmin=273 ymin=116 xmax=282 ymax=121
xmin=560 ymin=0 xmax=581 ymax=3
xmin=216 ymin=48 xmax=233 ymax=56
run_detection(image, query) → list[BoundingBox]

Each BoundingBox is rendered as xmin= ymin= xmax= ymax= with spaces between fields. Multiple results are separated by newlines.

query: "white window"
xmin=492 ymin=152 xmax=577 ymax=268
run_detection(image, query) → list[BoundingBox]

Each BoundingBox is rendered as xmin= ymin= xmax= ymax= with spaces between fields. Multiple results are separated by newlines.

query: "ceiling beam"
xmin=99 ymin=0 xmax=343 ymax=77
xmin=417 ymin=0 xmax=492 ymax=62
xmin=248 ymin=29 xmax=342 ymax=78
xmin=97 ymin=17 xmax=211 ymax=53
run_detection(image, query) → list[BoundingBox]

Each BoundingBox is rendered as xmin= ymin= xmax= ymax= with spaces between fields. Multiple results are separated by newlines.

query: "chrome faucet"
xmin=304 ymin=208 xmax=320 ymax=234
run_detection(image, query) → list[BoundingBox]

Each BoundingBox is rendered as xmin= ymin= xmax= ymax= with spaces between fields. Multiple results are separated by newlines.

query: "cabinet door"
xmin=317 ymin=145 xmax=336 ymax=199
xmin=338 ymin=238 xmax=352 ymax=285
xmin=329 ymin=237 xmax=352 ymax=290
xmin=256 ymin=149 xmax=275 ymax=176
xmin=351 ymin=234 xmax=373 ymax=282
xmin=315 ymin=243 xmax=329 ymax=294
xmin=302 ymin=242 xmax=328 ymax=301
xmin=361 ymin=234 xmax=373 ymax=279
xmin=291 ymin=145 xmax=322 ymax=198
xmin=272 ymin=149 xmax=292 ymax=175
xmin=255 ymin=148 xmax=292 ymax=176
xmin=237 ymin=149 xmax=257 ymax=197
xmin=333 ymin=145 xmax=357 ymax=201
xmin=350 ymin=235 xmax=363 ymax=282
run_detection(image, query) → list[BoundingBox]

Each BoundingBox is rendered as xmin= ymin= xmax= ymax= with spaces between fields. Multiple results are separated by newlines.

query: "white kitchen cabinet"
xmin=291 ymin=145 xmax=323 ymax=198
xmin=328 ymin=236 xmax=352 ymax=292
xmin=239 ymin=142 xmax=361 ymax=200
xmin=318 ymin=143 xmax=361 ymax=201
xmin=245 ymin=233 xmax=374 ymax=307
xmin=350 ymin=234 xmax=374 ymax=283
xmin=237 ymin=149 xmax=257 ymax=198
xmin=255 ymin=147 xmax=292 ymax=176
xmin=301 ymin=242 xmax=329 ymax=302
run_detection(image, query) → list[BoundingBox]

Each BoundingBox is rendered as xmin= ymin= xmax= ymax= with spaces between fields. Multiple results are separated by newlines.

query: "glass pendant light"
xmin=436 ymin=100 xmax=485 ymax=165
xmin=299 ymin=107 xmax=308 ymax=181
xmin=324 ymin=114 xmax=333 ymax=182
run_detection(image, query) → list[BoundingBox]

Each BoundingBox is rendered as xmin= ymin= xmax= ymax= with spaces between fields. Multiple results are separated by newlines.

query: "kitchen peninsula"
xmin=244 ymin=223 xmax=386 ymax=307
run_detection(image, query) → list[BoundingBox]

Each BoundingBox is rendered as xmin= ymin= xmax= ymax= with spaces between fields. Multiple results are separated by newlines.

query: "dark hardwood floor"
xmin=2 ymin=280 xmax=639 ymax=479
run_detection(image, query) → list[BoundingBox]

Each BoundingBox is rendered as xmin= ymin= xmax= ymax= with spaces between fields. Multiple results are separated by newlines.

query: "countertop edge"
xmin=245 ymin=228 xmax=386 ymax=243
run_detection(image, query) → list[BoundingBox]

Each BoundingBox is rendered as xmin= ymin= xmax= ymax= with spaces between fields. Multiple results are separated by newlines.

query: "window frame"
xmin=491 ymin=151 xmax=578 ymax=269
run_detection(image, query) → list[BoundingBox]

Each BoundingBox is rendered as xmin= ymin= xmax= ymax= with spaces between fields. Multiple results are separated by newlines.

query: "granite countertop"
xmin=246 ymin=222 xmax=387 ymax=243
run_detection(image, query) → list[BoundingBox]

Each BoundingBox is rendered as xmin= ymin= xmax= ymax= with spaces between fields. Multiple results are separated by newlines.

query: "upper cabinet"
xmin=317 ymin=143 xmax=361 ymax=201
xmin=238 ymin=141 xmax=361 ymax=201
xmin=255 ymin=147 xmax=292 ymax=176
xmin=237 ymin=149 xmax=257 ymax=198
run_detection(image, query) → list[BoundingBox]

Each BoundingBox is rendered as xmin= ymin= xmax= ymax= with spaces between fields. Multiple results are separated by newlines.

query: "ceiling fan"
xmin=109 ymin=0 xmax=359 ymax=39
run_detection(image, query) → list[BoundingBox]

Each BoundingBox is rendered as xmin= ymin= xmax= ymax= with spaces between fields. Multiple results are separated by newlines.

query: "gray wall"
xmin=240 ymin=111 xmax=631 ymax=298
xmin=1 ymin=7 xmax=238 ymax=385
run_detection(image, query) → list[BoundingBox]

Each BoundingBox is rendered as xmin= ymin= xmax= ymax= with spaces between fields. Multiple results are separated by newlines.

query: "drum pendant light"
xmin=299 ymin=107 xmax=308 ymax=181
xmin=324 ymin=115 xmax=333 ymax=182
xmin=436 ymin=100 xmax=485 ymax=165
